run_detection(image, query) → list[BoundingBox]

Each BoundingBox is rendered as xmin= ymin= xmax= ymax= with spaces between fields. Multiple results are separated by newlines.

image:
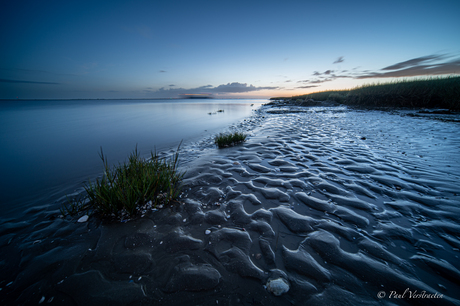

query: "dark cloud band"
xmin=148 ymin=82 xmax=278 ymax=98
xmin=300 ymin=53 xmax=460 ymax=86
xmin=0 ymin=78 xmax=60 ymax=85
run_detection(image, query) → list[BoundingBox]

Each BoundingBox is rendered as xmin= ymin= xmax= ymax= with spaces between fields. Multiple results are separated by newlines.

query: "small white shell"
xmin=77 ymin=215 xmax=89 ymax=223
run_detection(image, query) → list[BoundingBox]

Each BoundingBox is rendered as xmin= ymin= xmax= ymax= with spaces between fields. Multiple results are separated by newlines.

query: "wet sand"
xmin=1 ymin=105 xmax=459 ymax=305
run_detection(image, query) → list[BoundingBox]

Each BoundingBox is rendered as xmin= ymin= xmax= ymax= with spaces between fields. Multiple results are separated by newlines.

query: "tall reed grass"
xmin=274 ymin=76 xmax=460 ymax=109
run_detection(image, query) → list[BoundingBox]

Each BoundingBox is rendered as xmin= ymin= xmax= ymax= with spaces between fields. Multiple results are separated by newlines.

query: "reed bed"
xmin=274 ymin=76 xmax=460 ymax=109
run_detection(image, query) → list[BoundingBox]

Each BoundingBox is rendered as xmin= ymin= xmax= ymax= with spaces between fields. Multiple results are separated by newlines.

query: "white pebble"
xmin=266 ymin=278 xmax=289 ymax=296
xmin=77 ymin=215 xmax=89 ymax=223
xmin=205 ymin=229 xmax=211 ymax=235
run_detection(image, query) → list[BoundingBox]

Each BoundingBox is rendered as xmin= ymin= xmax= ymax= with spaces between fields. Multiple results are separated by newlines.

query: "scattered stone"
xmin=77 ymin=215 xmax=89 ymax=223
xmin=266 ymin=278 xmax=289 ymax=296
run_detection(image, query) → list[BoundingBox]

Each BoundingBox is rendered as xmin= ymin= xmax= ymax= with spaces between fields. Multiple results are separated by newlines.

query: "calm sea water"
xmin=0 ymin=99 xmax=265 ymax=216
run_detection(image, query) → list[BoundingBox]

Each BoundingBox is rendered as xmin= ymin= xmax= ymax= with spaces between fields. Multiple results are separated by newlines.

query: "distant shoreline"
xmin=0 ymin=98 xmax=264 ymax=101
xmin=271 ymin=76 xmax=460 ymax=110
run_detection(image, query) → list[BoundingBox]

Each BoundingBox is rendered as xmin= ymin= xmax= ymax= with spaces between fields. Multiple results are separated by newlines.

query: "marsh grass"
xmin=215 ymin=132 xmax=247 ymax=148
xmin=273 ymin=76 xmax=460 ymax=110
xmin=62 ymin=145 xmax=184 ymax=219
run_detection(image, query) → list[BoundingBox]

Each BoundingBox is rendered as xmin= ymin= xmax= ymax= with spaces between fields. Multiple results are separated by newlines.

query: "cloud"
xmin=212 ymin=82 xmax=277 ymax=93
xmin=297 ymin=78 xmax=336 ymax=84
xmin=381 ymin=54 xmax=446 ymax=71
xmin=296 ymin=85 xmax=319 ymax=89
xmin=0 ymin=78 xmax=60 ymax=85
xmin=297 ymin=53 xmax=460 ymax=87
xmin=333 ymin=56 xmax=344 ymax=64
xmin=356 ymin=56 xmax=460 ymax=79
xmin=146 ymin=82 xmax=279 ymax=98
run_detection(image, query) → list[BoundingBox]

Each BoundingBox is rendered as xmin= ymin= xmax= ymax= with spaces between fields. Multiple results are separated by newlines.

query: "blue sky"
xmin=1 ymin=0 xmax=459 ymax=99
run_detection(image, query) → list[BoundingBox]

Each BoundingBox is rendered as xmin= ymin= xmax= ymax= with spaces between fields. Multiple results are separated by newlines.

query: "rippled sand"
xmin=1 ymin=105 xmax=459 ymax=305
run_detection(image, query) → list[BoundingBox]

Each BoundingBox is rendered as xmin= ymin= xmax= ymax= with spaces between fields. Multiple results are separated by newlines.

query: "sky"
xmin=1 ymin=0 xmax=459 ymax=99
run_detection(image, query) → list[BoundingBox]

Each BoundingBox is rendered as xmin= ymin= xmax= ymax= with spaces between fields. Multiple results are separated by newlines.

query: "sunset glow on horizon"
xmin=1 ymin=0 xmax=459 ymax=99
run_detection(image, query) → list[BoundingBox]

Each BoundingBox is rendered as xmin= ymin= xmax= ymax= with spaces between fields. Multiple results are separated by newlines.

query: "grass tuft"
xmin=214 ymin=132 xmax=247 ymax=148
xmin=62 ymin=144 xmax=184 ymax=219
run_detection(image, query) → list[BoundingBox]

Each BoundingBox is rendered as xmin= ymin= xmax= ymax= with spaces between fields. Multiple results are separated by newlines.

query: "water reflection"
xmin=0 ymin=99 xmax=264 ymax=215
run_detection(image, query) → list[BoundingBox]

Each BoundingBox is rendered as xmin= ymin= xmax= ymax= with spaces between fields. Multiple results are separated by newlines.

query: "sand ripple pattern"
xmin=1 ymin=106 xmax=459 ymax=305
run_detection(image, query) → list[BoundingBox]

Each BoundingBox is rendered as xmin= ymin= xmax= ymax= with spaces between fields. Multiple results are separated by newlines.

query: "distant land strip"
xmin=271 ymin=76 xmax=460 ymax=110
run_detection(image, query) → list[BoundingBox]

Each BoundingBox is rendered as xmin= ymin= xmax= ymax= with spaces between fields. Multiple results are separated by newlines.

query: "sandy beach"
xmin=1 ymin=104 xmax=460 ymax=305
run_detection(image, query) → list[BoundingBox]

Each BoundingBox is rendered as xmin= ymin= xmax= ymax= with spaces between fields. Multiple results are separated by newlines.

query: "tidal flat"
xmin=1 ymin=104 xmax=459 ymax=305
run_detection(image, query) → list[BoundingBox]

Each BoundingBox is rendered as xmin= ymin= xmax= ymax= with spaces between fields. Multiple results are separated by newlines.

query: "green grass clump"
xmin=273 ymin=76 xmax=460 ymax=110
xmin=214 ymin=132 xmax=247 ymax=148
xmin=62 ymin=145 xmax=184 ymax=219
